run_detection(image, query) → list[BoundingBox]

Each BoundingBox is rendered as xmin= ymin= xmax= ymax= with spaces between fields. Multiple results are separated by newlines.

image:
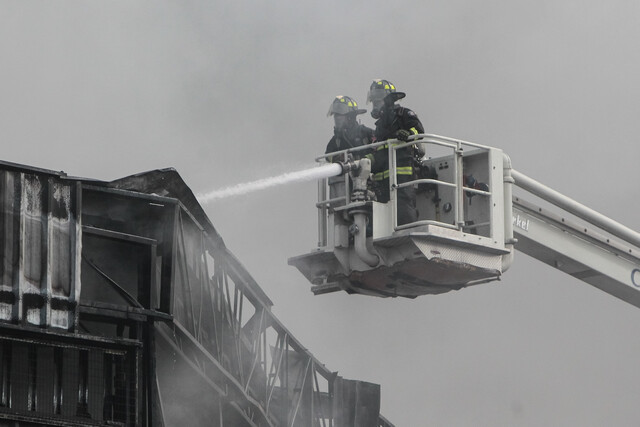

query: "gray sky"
xmin=2 ymin=1 xmax=640 ymax=425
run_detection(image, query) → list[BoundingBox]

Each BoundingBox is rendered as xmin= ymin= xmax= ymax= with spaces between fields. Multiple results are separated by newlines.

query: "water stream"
xmin=196 ymin=163 xmax=342 ymax=204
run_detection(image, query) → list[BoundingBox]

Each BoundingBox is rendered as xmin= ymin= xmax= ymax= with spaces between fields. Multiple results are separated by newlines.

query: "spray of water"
xmin=196 ymin=163 xmax=343 ymax=204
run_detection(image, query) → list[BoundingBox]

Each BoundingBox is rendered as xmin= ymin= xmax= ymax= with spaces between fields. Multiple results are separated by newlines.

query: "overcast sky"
xmin=2 ymin=1 xmax=640 ymax=425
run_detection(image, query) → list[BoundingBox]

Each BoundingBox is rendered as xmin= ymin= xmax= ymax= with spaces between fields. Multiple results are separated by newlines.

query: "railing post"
xmin=342 ymin=151 xmax=351 ymax=206
xmin=317 ymin=176 xmax=327 ymax=247
xmin=390 ymin=143 xmax=398 ymax=230
xmin=455 ymin=145 xmax=465 ymax=228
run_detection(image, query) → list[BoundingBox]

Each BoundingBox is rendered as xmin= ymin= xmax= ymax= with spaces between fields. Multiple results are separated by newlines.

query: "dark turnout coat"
xmin=368 ymin=105 xmax=424 ymax=182
xmin=325 ymin=123 xmax=374 ymax=162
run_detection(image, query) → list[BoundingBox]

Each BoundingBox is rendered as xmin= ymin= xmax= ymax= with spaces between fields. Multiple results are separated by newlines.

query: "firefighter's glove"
xmin=395 ymin=129 xmax=411 ymax=142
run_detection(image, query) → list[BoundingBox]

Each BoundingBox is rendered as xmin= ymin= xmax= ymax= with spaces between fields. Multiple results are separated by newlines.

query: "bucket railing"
xmin=315 ymin=134 xmax=495 ymax=247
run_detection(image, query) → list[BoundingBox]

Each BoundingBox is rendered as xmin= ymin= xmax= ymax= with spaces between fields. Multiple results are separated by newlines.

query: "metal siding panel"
xmin=49 ymin=181 xmax=72 ymax=298
xmin=72 ymin=181 xmax=82 ymax=332
xmin=0 ymin=172 xmax=20 ymax=322
xmin=20 ymin=174 xmax=47 ymax=326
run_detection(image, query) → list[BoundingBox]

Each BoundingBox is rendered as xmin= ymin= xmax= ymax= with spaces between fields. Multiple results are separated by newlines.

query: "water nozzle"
xmin=339 ymin=160 xmax=360 ymax=176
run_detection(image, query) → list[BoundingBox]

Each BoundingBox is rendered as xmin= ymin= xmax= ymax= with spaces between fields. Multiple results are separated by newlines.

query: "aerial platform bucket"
xmin=288 ymin=135 xmax=515 ymax=298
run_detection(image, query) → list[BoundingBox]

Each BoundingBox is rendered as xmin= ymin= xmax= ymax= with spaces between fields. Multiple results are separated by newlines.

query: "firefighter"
xmin=366 ymin=79 xmax=424 ymax=225
xmin=325 ymin=95 xmax=374 ymax=162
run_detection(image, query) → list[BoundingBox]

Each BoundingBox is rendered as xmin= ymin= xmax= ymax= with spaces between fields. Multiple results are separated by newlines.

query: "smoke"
xmin=196 ymin=163 xmax=342 ymax=203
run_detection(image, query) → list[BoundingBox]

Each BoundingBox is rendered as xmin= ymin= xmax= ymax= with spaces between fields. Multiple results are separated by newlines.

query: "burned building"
xmin=0 ymin=161 xmax=392 ymax=426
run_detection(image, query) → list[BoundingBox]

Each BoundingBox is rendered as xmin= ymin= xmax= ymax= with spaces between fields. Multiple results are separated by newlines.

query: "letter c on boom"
xmin=632 ymin=269 xmax=640 ymax=288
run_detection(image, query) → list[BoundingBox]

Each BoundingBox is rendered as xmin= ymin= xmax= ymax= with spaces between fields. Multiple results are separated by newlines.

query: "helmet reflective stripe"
xmin=327 ymin=95 xmax=366 ymax=117
xmin=367 ymin=79 xmax=397 ymax=103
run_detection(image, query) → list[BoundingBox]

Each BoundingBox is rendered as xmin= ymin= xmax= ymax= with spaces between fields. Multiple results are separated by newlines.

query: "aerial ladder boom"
xmin=511 ymin=170 xmax=640 ymax=308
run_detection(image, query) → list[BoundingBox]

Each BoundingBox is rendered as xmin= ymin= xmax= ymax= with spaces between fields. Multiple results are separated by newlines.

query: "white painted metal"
xmin=290 ymin=135 xmax=514 ymax=297
xmin=512 ymin=169 xmax=640 ymax=249
xmin=512 ymin=197 xmax=640 ymax=308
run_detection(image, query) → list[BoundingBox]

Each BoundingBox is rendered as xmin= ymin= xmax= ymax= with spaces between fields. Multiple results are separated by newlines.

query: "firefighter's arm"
xmin=364 ymin=134 xmax=377 ymax=169
xmin=405 ymin=109 xmax=424 ymax=137
xmin=325 ymin=138 xmax=339 ymax=163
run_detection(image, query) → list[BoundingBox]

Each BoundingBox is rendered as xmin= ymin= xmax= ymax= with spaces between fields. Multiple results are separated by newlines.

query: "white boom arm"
xmin=511 ymin=170 xmax=640 ymax=308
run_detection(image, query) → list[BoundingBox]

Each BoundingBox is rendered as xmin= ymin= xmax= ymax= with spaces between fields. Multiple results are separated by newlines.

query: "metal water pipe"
xmin=349 ymin=158 xmax=379 ymax=267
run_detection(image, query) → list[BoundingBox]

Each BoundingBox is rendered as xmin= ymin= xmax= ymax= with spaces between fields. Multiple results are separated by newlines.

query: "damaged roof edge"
xmin=0 ymin=159 xmax=70 ymax=178
xmin=0 ymin=159 xmax=106 ymax=185
xmin=0 ymin=161 xmax=220 ymax=244
xmin=107 ymin=168 xmax=224 ymax=245
xmin=107 ymin=168 xmax=274 ymax=308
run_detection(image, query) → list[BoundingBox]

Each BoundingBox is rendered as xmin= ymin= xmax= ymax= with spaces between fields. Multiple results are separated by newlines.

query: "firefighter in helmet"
xmin=325 ymin=95 xmax=374 ymax=162
xmin=366 ymin=79 xmax=424 ymax=225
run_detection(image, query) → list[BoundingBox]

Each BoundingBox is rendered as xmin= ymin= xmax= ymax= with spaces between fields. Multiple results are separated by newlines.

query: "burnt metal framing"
xmin=0 ymin=323 xmax=141 ymax=426
xmin=79 ymin=184 xmax=173 ymax=427
xmin=161 ymin=196 xmax=343 ymax=426
xmin=0 ymin=163 xmax=393 ymax=426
